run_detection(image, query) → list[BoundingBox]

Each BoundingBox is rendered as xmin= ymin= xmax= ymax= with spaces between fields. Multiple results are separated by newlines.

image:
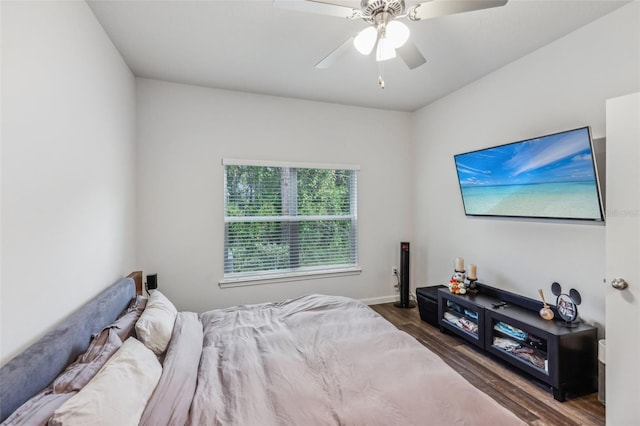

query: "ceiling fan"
xmin=274 ymin=0 xmax=508 ymax=87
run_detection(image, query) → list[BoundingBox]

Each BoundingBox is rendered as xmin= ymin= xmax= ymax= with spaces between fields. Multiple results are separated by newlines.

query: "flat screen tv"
xmin=454 ymin=126 xmax=604 ymax=222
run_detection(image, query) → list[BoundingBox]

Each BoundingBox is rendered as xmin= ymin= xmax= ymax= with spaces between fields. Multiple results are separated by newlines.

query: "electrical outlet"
xmin=392 ymin=267 xmax=398 ymax=276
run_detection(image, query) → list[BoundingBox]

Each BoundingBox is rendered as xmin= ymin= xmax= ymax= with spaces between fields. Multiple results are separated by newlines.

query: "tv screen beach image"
xmin=454 ymin=127 xmax=603 ymax=221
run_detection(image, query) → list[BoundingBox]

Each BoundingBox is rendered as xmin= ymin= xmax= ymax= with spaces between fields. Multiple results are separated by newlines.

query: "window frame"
xmin=219 ymin=158 xmax=361 ymax=287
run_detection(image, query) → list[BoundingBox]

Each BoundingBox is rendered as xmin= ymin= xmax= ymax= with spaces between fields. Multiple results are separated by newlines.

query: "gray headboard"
xmin=0 ymin=276 xmax=136 ymax=422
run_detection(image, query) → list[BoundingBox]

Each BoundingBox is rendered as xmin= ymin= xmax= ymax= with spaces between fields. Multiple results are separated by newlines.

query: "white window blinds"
xmin=223 ymin=161 xmax=358 ymax=281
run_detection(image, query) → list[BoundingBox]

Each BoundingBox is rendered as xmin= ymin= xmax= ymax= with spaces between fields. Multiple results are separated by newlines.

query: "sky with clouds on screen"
xmin=455 ymin=128 xmax=596 ymax=187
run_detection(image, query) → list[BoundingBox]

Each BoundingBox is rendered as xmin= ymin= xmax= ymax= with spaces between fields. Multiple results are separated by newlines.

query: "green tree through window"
xmin=224 ymin=163 xmax=358 ymax=278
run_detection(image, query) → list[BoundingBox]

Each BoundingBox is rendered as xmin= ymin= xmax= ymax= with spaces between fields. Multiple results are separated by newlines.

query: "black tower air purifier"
xmin=394 ymin=242 xmax=416 ymax=309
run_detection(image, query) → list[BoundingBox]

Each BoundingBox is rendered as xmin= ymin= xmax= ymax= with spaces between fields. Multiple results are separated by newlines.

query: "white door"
xmin=605 ymin=92 xmax=640 ymax=425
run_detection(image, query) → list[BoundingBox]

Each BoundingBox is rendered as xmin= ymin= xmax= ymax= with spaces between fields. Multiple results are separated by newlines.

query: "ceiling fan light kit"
xmin=353 ymin=11 xmax=410 ymax=61
xmin=375 ymin=36 xmax=396 ymax=61
xmin=275 ymin=0 xmax=509 ymax=86
xmin=354 ymin=26 xmax=377 ymax=54
xmin=386 ymin=21 xmax=410 ymax=48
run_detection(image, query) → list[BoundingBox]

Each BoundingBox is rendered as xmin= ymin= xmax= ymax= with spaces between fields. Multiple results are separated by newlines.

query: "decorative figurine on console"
xmin=449 ymin=271 xmax=467 ymax=294
xmin=449 ymin=257 xmax=467 ymax=294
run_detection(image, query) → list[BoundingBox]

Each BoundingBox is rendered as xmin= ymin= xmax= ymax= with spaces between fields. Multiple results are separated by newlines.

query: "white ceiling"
xmin=87 ymin=0 xmax=628 ymax=112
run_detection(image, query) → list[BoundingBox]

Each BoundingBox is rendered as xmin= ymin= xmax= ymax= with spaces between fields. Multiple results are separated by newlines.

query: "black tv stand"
xmin=436 ymin=283 xmax=597 ymax=401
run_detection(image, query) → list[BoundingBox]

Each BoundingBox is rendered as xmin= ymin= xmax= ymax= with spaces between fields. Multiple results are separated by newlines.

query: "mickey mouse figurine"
xmin=551 ymin=282 xmax=582 ymax=326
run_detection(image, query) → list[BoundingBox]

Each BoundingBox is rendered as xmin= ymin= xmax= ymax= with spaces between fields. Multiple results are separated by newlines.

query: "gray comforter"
xmin=169 ymin=294 xmax=524 ymax=426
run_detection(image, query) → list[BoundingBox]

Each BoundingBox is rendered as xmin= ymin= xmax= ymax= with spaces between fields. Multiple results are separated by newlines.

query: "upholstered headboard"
xmin=0 ymin=274 xmax=138 ymax=422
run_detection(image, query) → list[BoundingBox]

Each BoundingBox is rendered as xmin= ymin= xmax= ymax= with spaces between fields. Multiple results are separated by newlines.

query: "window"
xmin=222 ymin=159 xmax=359 ymax=285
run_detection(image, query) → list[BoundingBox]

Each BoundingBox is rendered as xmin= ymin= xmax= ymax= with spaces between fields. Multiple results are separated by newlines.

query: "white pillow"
xmin=135 ymin=290 xmax=178 ymax=355
xmin=49 ymin=337 xmax=162 ymax=426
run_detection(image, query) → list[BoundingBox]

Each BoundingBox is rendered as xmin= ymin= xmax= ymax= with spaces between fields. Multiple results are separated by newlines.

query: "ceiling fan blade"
xmin=273 ymin=0 xmax=359 ymax=19
xmin=316 ymin=37 xmax=354 ymax=68
xmin=309 ymin=0 xmax=360 ymax=8
xmin=408 ymin=0 xmax=508 ymax=21
xmin=397 ymin=41 xmax=426 ymax=70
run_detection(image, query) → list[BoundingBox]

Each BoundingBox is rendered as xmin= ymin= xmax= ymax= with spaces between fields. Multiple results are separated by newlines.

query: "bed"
xmin=0 ymin=272 xmax=525 ymax=425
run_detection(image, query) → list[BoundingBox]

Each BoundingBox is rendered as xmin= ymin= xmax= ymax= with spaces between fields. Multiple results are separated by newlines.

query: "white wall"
xmin=413 ymin=2 xmax=640 ymax=332
xmin=0 ymin=1 xmax=137 ymax=365
xmin=136 ymin=78 xmax=413 ymax=312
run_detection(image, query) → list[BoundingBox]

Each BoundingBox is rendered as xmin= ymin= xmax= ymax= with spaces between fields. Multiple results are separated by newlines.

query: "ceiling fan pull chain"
xmin=378 ymin=62 xmax=385 ymax=89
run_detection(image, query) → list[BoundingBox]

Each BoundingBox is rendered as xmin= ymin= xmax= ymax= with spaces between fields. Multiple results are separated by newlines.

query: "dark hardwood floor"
xmin=370 ymin=302 xmax=605 ymax=426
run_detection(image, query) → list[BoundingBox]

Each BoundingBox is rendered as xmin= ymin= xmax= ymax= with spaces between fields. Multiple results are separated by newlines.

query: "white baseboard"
xmin=360 ymin=295 xmax=398 ymax=305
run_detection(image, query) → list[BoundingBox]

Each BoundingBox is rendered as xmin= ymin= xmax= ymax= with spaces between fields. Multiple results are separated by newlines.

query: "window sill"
xmin=219 ymin=267 xmax=362 ymax=288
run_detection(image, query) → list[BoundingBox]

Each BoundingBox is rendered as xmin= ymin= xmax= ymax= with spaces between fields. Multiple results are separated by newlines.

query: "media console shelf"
xmin=438 ymin=291 xmax=492 ymax=349
xmin=437 ymin=285 xmax=597 ymax=401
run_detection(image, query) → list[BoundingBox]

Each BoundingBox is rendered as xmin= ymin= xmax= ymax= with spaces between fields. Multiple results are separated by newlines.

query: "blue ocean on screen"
xmin=454 ymin=127 xmax=603 ymax=220
xmin=460 ymin=181 xmax=602 ymax=219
